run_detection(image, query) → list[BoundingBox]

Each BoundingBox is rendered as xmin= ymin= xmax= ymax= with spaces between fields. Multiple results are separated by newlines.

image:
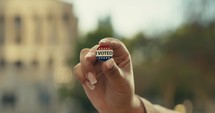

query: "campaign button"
xmin=96 ymin=45 xmax=113 ymax=62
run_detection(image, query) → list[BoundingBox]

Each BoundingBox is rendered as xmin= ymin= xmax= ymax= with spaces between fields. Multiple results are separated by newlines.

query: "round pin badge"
xmin=96 ymin=45 xmax=113 ymax=62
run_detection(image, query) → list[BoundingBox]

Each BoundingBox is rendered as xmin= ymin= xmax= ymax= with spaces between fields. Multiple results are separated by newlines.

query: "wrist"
xmin=100 ymin=95 xmax=145 ymax=113
xmin=131 ymin=95 xmax=145 ymax=113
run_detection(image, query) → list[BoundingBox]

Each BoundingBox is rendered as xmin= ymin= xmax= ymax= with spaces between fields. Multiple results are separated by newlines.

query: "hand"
xmin=74 ymin=38 xmax=145 ymax=113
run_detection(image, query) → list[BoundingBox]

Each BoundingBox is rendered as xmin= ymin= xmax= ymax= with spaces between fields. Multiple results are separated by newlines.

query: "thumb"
xmin=102 ymin=58 xmax=124 ymax=83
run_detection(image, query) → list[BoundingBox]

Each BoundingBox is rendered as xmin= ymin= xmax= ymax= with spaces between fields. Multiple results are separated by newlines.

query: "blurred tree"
xmin=123 ymin=33 xmax=162 ymax=66
xmin=164 ymin=22 xmax=215 ymax=110
xmin=133 ymin=21 xmax=215 ymax=111
xmin=183 ymin=0 xmax=215 ymax=25
xmin=130 ymin=1 xmax=215 ymax=112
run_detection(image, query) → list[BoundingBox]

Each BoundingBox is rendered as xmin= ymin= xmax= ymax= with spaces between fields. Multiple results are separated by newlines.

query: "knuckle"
xmin=80 ymin=48 xmax=89 ymax=55
xmin=107 ymin=65 xmax=118 ymax=75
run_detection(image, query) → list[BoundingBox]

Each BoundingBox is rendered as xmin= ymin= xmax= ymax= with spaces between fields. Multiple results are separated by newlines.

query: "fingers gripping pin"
xmin=96 ymin=45 xmax=113 ymax=62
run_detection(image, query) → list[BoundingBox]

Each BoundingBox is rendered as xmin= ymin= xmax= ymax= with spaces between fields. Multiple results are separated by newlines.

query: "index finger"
xmin=80 ymin=45 xmax=99 ymax=85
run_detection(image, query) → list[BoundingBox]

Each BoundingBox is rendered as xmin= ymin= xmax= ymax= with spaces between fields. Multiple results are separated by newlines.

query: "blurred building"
xmin=0 ymin=0 xmax=77 ymax=113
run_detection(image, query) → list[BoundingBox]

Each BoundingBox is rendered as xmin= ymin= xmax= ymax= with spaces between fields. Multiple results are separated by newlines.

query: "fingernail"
xmin=106 ymin=58 xmax=114 ymax=69
xmin=85 ymin=51 xmax=93 ymax=59
xmin=88 ymin=72 xmax=97 ymax=84
xmin=86 ymin=81 xmax=95 ymax=90
xmin=73 ymin=64 xmax=79 ymax=70
xmin=99 ymin=39 xmax=107 ymax=44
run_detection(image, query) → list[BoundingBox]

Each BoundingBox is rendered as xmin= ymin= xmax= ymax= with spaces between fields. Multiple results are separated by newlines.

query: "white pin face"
xmin=96 ymin=45 xmax=113 ymax=62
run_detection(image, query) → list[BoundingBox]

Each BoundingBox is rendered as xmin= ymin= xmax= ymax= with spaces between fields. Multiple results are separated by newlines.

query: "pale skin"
xmin=73 ymin=38 xmax=145 ymax=113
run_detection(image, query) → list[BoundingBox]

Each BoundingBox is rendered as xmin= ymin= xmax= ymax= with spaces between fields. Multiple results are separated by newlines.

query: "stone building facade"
xmin=0 ymin=0 xmax=77 ymax=113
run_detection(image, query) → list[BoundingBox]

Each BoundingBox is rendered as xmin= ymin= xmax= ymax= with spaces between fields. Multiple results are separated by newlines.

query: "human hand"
xmin=74 ymin=38 xmax=145 ymax=113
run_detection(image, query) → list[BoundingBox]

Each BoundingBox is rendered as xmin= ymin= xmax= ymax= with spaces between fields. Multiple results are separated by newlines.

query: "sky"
xmin=62 ymin=0 xmax=185 ymax=37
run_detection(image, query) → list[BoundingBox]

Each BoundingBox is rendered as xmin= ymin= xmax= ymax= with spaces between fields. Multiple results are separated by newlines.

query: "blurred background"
xmin=0 ymin=0 xmax=215 ymax=113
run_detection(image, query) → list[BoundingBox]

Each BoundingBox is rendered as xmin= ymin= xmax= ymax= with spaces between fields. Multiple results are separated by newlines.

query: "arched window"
xmin=63 ymin=13 xmax=70 ymax=22
xmin=48 ymin=14 xmax=56 ymax=45
xmin=0 ymin=58 xmax=6 ymax=69
xmin=0 ymin=15 xmax=5 ymax=44
xmin=32 ymin=59 xmax=38 ymax=67
xmin=14 ymin=60 xmax=23 ymax=68
xmin=38 ymin=90 xmax=50 ymax=106
xmin=48 ymin=57 xmax=53 ymax=67
xmin=1 ymin=92 xmax=17 ymax=108
xmin=14 ymin=16 xmax=22 ymax=44
xmin=62 ymin=12 xmax=72 ymax=44
xmin=34 ymin=16 xmax=42 ymax=44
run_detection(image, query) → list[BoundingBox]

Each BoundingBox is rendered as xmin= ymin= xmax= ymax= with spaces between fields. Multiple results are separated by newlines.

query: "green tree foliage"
xmin=128 ymin=1 xmax=215 ymax=112
xmin=131 ymin=21 xmax=215 ymax=112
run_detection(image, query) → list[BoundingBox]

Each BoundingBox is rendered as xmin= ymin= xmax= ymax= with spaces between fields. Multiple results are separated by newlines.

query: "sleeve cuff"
xmin=138 ymin=96 xmax=180 ymax=113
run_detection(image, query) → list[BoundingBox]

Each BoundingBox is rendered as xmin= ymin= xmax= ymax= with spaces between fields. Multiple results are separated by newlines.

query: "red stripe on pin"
xmin=96 ymin=45 xmax=113 ymax=62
